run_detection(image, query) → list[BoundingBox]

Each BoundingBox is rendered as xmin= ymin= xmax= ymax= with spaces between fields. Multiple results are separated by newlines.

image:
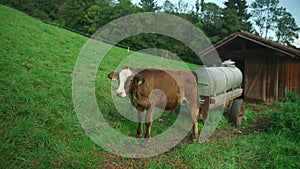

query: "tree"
xmin=223 ymin=0 xmax=251 ymax=32
xmin=195 ymin=0 xmax=200 ymax=13
xmin=139 ymin=0 xmax=159 ymax=12
xmin=161 ymin=0 xmax=175 ymax=13
xmin=200 ymin=2 xmax=223 ymax=42
xmin=175 ymin=0 xmax=190 ymax=13
xmin=251 ymin=0 xmax=279 ymax=39
xmin=0 ymin=0 xmax=66 ymax=21
xmin=114 ymin=0 xmax=135 ymax=16
xmin=58 ymin=0 xmax=95 ymax=33
xmin=251 ymin=0 xmax=299 ymax=46
xmin=274 ymin=7 xmax=300 ymax=45
xmin=84 ymin=5 xmax=102 ymax=34
xmin=221 ymin=8 xmax=241 ymax=36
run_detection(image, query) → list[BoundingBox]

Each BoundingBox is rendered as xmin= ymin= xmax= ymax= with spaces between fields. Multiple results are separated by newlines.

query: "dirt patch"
xmin=241 ymin=114 xmax=269 ymax=134
xmin=241 ymin=102 xmax=278 ymax=134
xmin=246 ymin=102 xmax=277 ymax=112
xmin=208 ymin=103 xmax=272 ymax=141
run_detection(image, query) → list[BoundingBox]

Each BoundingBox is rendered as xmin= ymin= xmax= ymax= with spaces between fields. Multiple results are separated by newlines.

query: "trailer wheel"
xmin=229 ymin=99 xmax=244 ymax=127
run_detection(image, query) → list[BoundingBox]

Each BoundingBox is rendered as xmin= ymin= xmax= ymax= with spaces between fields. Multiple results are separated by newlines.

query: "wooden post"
xmin=275 ymin=58 xmax=279 ymax=101
xmin=262 ymin=60 xmax=267 ymax=102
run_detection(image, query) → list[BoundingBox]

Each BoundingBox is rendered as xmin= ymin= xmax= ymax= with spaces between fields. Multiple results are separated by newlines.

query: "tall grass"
xmin=267 ymin=93 xmax=300 ymax=141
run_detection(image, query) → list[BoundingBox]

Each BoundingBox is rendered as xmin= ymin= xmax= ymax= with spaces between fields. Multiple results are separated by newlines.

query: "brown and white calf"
xmin=108 ymin=67 xmax=199 ymax=141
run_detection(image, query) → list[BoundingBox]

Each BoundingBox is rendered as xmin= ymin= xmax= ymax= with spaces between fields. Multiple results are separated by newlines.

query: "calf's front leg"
xmin=137 ymin=110 xmax=144 ymax=138
xmin=144 ymin=108 xmax=153 ymax=143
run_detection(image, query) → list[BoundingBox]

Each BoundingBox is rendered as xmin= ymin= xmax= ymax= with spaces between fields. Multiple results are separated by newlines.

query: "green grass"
xmin=0 ymin=5 xmax=101 ymax=168
xmin=1 ymin=5 xmax=299 ymax=168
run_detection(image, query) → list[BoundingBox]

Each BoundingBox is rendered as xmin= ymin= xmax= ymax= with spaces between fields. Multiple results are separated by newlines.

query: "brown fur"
xmin=131 ymin=69 xmax=184 ymax=110
xmin=109 ymin=68 xmax=199 ymax=142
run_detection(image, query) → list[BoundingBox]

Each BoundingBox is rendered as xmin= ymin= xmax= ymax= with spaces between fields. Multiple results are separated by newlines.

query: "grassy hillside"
xmin=0 ymin=4 xmax=95 ymax=168
xmin=1 ymin=5 xmax=299 ymax=168
xmin=0 ymin=4 xmax=197 ymax=167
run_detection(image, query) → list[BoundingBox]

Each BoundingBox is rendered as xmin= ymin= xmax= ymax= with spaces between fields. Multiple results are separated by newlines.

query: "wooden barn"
xmin=201 ymin=30 xmax=300 ymax=102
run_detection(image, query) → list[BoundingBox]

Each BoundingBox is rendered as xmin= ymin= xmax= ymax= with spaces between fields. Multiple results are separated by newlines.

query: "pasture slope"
xmin=0 ymin=5 xmax=299 ymax=168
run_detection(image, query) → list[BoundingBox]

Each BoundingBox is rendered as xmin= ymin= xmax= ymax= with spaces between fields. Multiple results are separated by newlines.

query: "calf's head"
xmin=108 ymin=68 xmax=135 ymax=98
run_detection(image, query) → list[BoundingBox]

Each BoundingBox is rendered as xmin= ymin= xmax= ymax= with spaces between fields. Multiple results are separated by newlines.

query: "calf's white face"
xmin=116 ymin=68 xmax=133 ymax=97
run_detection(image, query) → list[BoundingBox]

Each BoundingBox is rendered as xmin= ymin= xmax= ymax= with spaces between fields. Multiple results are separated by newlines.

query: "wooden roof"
xmin=201 ymin=30 xmax=300 ymax=59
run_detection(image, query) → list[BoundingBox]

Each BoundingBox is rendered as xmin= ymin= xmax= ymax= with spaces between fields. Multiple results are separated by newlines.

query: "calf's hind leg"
xmin=186 ymin=102 xmax=199 ymax=140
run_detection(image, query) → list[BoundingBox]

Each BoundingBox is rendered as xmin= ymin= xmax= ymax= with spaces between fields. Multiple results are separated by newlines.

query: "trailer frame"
xmin=199 ymin=88 xmax=244 ymax=126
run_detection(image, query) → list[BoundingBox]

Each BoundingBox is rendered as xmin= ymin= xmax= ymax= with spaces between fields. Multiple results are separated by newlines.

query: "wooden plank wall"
xmin=265 ymin=59 xmax=276 ymax=102
xmin=244 ymin=58 xmax=265 ymax=101
xmin=282 ymin=59 xmax=300 ymax=97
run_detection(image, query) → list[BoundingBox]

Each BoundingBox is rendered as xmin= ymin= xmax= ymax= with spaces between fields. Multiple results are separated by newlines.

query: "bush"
xmin=281 ymin=92 xmax=299 ymax=102
xmin=267 ymin=93 xmax=300 ymax=141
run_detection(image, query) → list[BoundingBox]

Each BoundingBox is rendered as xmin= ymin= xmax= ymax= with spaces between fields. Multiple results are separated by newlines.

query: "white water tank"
xmin=194 ymin=66 xmax=243 ymax=96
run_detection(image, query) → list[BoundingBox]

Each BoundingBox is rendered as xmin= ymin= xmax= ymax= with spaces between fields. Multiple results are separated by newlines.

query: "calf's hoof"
xmin=192 ymin=135 xmax=199 ymax=142
xmin=143 ymin=138 xmax=151 ymax=144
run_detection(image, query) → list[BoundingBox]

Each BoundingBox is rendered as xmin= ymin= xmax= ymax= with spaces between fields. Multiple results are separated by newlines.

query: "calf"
xmin=108 ymin=67 xmax=199 ymax=142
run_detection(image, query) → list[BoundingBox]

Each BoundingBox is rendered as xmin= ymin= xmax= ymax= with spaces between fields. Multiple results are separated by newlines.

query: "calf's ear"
xmin=134 ymin=74 xmax=145 ymax=85
xmin=108 ymin=72 xmax=118 ymax=80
